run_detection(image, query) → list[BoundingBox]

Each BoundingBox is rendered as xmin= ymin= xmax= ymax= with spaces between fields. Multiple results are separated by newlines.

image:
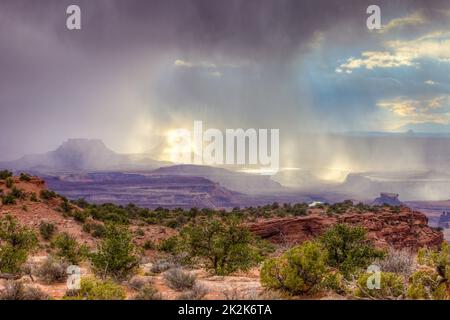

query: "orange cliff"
xmin=247 ymin=206 xmax=444 ymax=250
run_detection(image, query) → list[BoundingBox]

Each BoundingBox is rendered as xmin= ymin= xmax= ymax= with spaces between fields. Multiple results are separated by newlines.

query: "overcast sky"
xmin=1 ymin=0 xmax=450 ymax=161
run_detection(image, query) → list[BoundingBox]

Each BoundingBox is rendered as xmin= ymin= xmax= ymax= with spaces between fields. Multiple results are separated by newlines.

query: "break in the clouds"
xmin=378 ymin=95 xmax=450 ymax=126
xmin=1 ymin=0 xmax=450 ymax=161
xmin=336 ymin=8 xmax=450 ymax=131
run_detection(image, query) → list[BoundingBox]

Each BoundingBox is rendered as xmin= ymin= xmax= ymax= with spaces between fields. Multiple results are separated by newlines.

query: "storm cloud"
xmin=1 ymin=0 xmax=450 ymax=170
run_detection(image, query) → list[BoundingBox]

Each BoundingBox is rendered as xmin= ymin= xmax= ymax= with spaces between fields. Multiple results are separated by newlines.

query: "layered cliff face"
xmin=247 ymin=206 xmax=443 ymax=250
xmin=0 ymin=176 xmax=175 ymax=249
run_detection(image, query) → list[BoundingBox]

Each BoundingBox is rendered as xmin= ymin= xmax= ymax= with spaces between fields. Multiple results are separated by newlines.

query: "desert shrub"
xmin=179 ymin=217 xmax=263 ymax=275
xmin=326 ymin=200 xmax=354 ymax=215
xmin=59 ymin=199 xmax=73 ymax=214
xmin=135 ymin=228 xmax=145 ymax=237
xmin=150 ymin=259 xmax=174 ymax=274
xmin=177 ymin=283 xmax=208 ymax=300
xmin=374 ymin=247 xmax=415 ymax=276
xmin=355 ymin=272 xmax=405 ymax=299
xmin=90 ymin=223 xmax=106 ymax=238
xmin=1 ymin=194 xmax=16 ymax=205
xmin=127 ymin=276 xmax=150 ymax=290
xmin=355 ymin=202 xmax=371 ymax=213
xmin=0 ymin=215 xmax=38 ymax=273
xmin=20 ymin=261 xmax=36 ymax=279
xmin=319 ymin=224 xmax=384 ymax=277
xmin=82 ymin=222 xmax=91 ymax=233
xmin=164 ymin=268 xmax=196 ymax=291
xmin=84 ymin=203 xmax=130 ymax=224
xmin=73 ymin=198 xmax=89 ymax=209
xmin=409 ymin=243 xmax=450 ymax=300
xmin=165 ymin=219 xmax=180 ymax=229
xmin=321 ymin=271 xmax=347 ymax=294
xmin=133 ymin=284 xmax=162 ymax=300
xmin=82 ymin=222 xmax=106 ymax=238
xmin=292 ymin=203 xmax=308 ymax=216
xmin=143 ymin=240 xmax=156 ymax=250
xmin=39 ymin=221 xmax=57 ymax=241
xmin=29 ymin=192 xmax=38 ymax=202
xmin=417 ymin=243 xmax=450 ymax=280
xmin=260 ymin=241 xmax=329 ymax=295
xmin=65 ymin=277 xmax=126 ymax=300
xmin=37 ymin=257 xmax=68 ymax=284
xmin=90 ymin=223 xmax=139 ymax=280
xmin=19 ymin=173 xmax=31 ymax=182
xmin=52 ymin=232 xmax=85 ymax=264
xmin=0 ymin=281 xmax=49 ymax=300
xmin=5 ymin=177 xmax=14 ymax=188
xmin=69 ymin=210 xmax=89 ymax=223
xmin=0 ymin=170 xmax=13 ymax=180
xmin=39 ymin=189 xmax=57 ymax=201
xmin=10 ymin=187 xmax=26 ymax=200
xmin=157 ymin=236 xmax=179 ymax=253
xmin=407 ymin=269 xmax=448 ymax=300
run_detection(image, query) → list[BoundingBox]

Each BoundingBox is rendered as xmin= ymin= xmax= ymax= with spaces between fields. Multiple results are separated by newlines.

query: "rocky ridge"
xmin=247 ymin=206 xmax=443 ymax=250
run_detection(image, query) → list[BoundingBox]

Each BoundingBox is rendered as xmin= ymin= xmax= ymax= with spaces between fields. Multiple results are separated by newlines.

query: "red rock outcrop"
xmin=247 ymin=206 xmax=443 ymax=250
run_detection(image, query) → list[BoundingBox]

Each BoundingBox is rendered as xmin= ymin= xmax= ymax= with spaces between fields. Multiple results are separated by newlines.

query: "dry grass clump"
xmin=164 ymin=268 xmax=196 ymax=291
xmin=0 ymin=281 xmax=49 ymax=300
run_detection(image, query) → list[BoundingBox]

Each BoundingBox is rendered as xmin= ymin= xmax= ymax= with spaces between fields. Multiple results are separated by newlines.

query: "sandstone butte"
xmin=246 ymin=207 xmax=444 ymax=250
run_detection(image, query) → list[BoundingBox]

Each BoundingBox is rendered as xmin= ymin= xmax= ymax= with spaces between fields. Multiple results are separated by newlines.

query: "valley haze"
xmin=3 ymin=138 xmax=450 ymax=232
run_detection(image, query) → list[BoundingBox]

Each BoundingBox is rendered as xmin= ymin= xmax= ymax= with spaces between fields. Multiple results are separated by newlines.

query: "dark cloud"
xmin=0 ymin=0 xmax=449 ymax=161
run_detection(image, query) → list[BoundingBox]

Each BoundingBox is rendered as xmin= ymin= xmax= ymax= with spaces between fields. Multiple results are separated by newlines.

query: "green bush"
xmin=319 ymin=224 xmax=384 ymax=277
xmin=29 ymin=192 xmax=38 ymax=202
xmin=355 ymin=272 xmax=405 ymax=299
xmin=143 ymin=240 xmax=156 ymax=250
xmin=82 ymin=222 xmax=106 ymax=238
xmin=135 ymin=228 xmax=145 ymax=237
xmin=417 ymin=243 xmax=450 ymax=280
xmin=157 ymin=236 xmax=179 ymax=253
xmin=411 ymin=243 xmax=450 ymax=299
xmin=39 ymin=222 xmax=57 ymax=241
xmin=10 ymin=187 xmax=26 ymax=200
xmin=65 ymin=277 xmax=126 ymax=300
xmin=1 ymin=194 xmax=16 ymax=205
xmin=5 ymin=177 xmax=14 ymax=189
xmin=407 ymin=269 xmax=448 ymax=300
xmin=292 ymin=203 xmax=308 ymax=216
xmin=260 ymin=241 xmax=328 ymax=295
xmin=19 ymin=173 xmax=31 ymax=182
xmin=178 ymin=217 xmax=263 ymax=275
xmin=0 ymin=170 xmax=13 ymax=180
xmin=0 ymin=215 xmax=38 ymax=273
xmin=90 ymin=223 xmax=139 ymax=280
xmin=70 ymin=210 xmax=89 ymax=222
xmin=51 ymin=232 xmax=85 ymax=264
xmin=40 ymin=189 xmax=57 ymax=201
xmin=60 ymin=200 xmax=73 ymax=214
xmin=85 ymin=203 xmax=130 ymax=224
xmin=321 ymin=271 xmax=347 ymax=294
